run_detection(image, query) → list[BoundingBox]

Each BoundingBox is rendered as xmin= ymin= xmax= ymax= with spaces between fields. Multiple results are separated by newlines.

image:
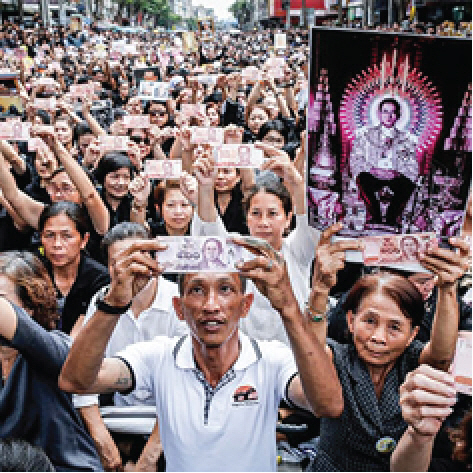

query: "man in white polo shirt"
xmin=59 ymin=237 xmax=343 ymax=471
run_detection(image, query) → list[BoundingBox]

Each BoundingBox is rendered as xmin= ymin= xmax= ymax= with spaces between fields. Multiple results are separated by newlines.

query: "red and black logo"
xmin=233 ymin=385 xmax=259 ymax=404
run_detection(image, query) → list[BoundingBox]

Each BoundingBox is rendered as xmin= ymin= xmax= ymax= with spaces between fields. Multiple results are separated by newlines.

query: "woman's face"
xmin=162 ymin=188 xmax=193 ymax=233
xmin=215 ymin=168 xmax=240 ymax=193
xmin=262 ymin=129 xmax=285 ymax=149
xmin=130 ymin=129 xmax=151 ymax=159
xmin=248 ymin=107 xmax=269 ymax=135
xmin=104 ymin=167 xmax=131 ymax=200
xmin=46 ymin=171 xmax=81 ymax=204
xmin=347 ymin=290 xmax=418 ymax=368
xmin=263 ymin=95 xmax=279 ymax=119
xmin=246 ymin=190 xmax=291 ymax=251
xmin=207 ymin=106 xmax=220 ymax=127
xmin=34 ymin=147 xmax=58 ymax=180
xmin=41 ymin=213 xmax=88 ymax=268
xmin=149 ymin=103 xmax=169 ymax=128
xmin=54 ymin=120 xmax=73 ymax=146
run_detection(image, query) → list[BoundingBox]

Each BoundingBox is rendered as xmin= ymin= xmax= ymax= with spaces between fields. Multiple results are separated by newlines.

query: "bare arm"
xmin=51 ymin=135 xmax=110 ymax=235
xmin=82 ymin=99 xmax=107 ymax=137
xmin=59 ymin=239 xmax=166 ymax=394
xmin=0 ymin=140 xmax=27 ymax=175
xmin=0 ymin=151 xmax=44 ymax=230
xmin=0 ymin=191 xmax=29 ymax=232
xmin=193 ymin=153 xmax=217 ymax=223
xmin=132 ymin=421 xmax=163 ymax=471
xmin=418 ymin=237 xmax=470 ymax=370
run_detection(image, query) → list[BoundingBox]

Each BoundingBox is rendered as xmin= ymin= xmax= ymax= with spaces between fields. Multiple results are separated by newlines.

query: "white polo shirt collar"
xmin=173 ymin=331 xmax=261 ymax=371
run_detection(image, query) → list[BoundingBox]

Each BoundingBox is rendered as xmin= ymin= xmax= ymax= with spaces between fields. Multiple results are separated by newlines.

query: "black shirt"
xmin=100 ymin=187 xmax=133 ymax=229
xmin=44 ymin=253 xmax=110 ymax=334
xmin=215 ymin=181 xmax=249 ymax=235
xmin=0 ymin=303 xmax=102 ymax=471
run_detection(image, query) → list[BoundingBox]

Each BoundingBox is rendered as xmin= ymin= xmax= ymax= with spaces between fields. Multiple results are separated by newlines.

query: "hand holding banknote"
xmin=128 ymin=174 xmax=151 ymax=209
xmin=193 ymin=152 xmax=217 ymax=188
xmin=419 ymin=236 xmax=470 ymax=289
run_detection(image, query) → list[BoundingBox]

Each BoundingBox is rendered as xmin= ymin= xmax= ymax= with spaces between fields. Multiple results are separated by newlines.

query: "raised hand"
xmin=312 ymin=222 xmax=362 ymax=293
xmin=128 ymin=174 xmax=151 ymax=208
xmin=399 ymin=364 xmax=456 ymax=438
xmin=179 ymin=171 xmax=198 ymax=207
xmin=232 ymin=236 xmax=298 ymax=314
xmin=192 ymin=150 xmax=216 ymax=188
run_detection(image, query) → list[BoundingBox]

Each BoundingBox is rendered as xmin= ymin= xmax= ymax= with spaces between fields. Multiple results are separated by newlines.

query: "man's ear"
xmin=172 ymin=296 xmax=185 ymax=321
xmin=239 ymin=293 xmax=254 ymax=320
xmin=346 ymin=310 xmax=355 ymax=334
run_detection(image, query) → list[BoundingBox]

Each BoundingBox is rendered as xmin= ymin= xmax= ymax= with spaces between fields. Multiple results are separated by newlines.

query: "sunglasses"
xmin=150 ymin=110 xmax=167 ymax=117
xmin=130 ymin=136 xmax=150 ymax=145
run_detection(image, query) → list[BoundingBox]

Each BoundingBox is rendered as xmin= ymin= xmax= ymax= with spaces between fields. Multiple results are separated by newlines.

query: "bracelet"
xmin=96 ymin=292 xmax=132 ymax=316
xmin=305 ymin=301 xmax=328 ymax=322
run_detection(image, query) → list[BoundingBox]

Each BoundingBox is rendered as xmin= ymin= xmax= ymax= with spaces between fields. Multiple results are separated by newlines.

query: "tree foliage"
xmin=228 ymin=0 xmax=252 ymax=27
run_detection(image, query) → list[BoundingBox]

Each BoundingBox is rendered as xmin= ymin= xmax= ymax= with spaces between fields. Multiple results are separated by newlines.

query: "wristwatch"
xmin=96 ymin=291 xmax=132 ymax=316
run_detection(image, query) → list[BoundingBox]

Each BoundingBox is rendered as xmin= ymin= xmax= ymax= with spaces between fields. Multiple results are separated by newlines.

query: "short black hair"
xmin=93 ymin=152 xmax=133 ymax=185
xmin=379 ymin=98 xmax=401 ymax=119
xmin=257 ymin=119 xmax=288 ymax=143
xmin=39 ymin=201 xmax=90 ymax=237
xmin=243 ymin=178 xmax=293 ymax=218
xmin=176 ymin=273 xmax=247 ymax=296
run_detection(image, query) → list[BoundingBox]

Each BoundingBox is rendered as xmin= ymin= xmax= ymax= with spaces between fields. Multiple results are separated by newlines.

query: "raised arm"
xmin=193 ymin=150 xmax=217 ymax=223
xmin=35 ymin=128 xmax=110 ymax=236
xmin=59 ymin=239 xmax=166 ymax=394
xmin=390 ymin=365 xmax=456 ymax=472
xmin=0 ymin=150 xmax=44 ymax=230
xmin=0 ymin=140 xmax=27 ymax=175
xmin=82 ymin=98 xmax=107 ymax=137
xmin=233 ymin=236 xmax=346 ymax=418
xmin=418 ymin=236 xmax=470 ymax=370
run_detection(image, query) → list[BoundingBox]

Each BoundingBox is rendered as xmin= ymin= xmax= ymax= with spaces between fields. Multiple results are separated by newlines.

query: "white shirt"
xmin=191 ymin=213 xmax=320 ymax=345
xmin=117 ymin=332 xmax=298 ymax=471
xmin=73 ymin=276 xmax=188 ymax=408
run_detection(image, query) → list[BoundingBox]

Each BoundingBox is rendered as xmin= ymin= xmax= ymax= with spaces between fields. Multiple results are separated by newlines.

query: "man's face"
xmin=379 ymin=102 xmax=399 ymax=129
xmin=173 ymin=273 xmax=253 ymax=349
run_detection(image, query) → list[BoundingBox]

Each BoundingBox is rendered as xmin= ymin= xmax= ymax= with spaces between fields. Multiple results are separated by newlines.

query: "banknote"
xmin=122 ymin=115 xmax=151 ymax=128
xmin=70 ymin=84 xmax=95 ymax=99
xmin=139 ymin=80 xmax=158 ymax=96
xmin=452 ymin=331 xmax=472 ymax=395
xmin=274 ymin=33 xmax=287 ymax=49
xmin=180 ymin=104 xmax=206 ymax=119
xmin=98 ymin=135 xmax=130 ymax=152
xmin=155 ymin=236 xmax=253 ymax=273
xmin=197 ymin=75 xmax=218 ymax=86
xmin=242 ymin=67 xmax=260 ymax=82
xmin=362 ymin=233 xmax=438 ymax=266
xmin=213 ymin=144 xmax=265 ymax=168
xmin=33 ymin=97 xmax=57 ymax=110
xmin=28 ymin=137 xmax=45 ymax=152
xmin=153 ymin=83 xmax=171 ymax=100
xmin=0 ymin=121 xmax=30 ymax=141
xmin=190 ymin=127 xmax=225 ymax=145
xmin=144 ymin=159 xmax=182 ymax=179
xmin=266 ymin=57 xmax=285 ymax=68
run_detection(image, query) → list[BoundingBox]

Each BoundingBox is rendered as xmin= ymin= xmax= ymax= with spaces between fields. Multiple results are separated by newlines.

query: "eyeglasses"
xmin=130 ymin=136 xmax=150 ymax=145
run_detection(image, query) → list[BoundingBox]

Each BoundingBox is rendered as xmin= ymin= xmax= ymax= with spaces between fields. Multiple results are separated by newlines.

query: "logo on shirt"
xmin=232 ymin=385 xmax=259 ymax=406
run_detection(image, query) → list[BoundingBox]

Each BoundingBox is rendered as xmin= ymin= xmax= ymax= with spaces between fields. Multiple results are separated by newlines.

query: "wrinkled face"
xmin=149 ymin=103 xmax=169 ymax=127
xmin=215 ymin=167 xmax=240 ymax=193
xmin=379 ymin=102 xmax=399 ymax=129
xmin=46 ymin=171 xmax=81 ymax=204
xmin=55 ymin=120 xmax=73 ymax=145
xmin=248 ymin=107 xmax=269 ymax=134
xmin=262 ymin=129 xmax=285 ymax=149
xmin=41 ymin=213 xmax=88 ymax=268
xmin=246 ymin=190 xmax=291 ymax=251
xmin=104 ymin=167 xmax=131 ymax=200
xmin=347 ymin=290 xmax=418 ymax=368
xmin=207 ymin=106 xmax=219 ymax=126
xmin=161 ymin=188 xmax=193 ymax=233
xmin=173 ymin=273 xmax=253 ymax=349
xmin=35 ymin=147 xmax=58 ymax=180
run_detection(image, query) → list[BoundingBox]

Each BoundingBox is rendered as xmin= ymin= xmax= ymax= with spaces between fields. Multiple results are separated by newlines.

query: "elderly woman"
xmin=0 ymin=251 xmax=102 ymax=471
xmin=307 ymin=222 xmax=470 ymax=471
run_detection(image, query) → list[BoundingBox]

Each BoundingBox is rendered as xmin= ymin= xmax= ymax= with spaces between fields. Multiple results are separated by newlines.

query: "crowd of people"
xmin=0 ymin=18 xmax=471 ymax=472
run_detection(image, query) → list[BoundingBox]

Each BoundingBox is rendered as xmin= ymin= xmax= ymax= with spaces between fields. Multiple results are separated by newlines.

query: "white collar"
xmin=173 ymin=332 xmax=261 ymax=371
